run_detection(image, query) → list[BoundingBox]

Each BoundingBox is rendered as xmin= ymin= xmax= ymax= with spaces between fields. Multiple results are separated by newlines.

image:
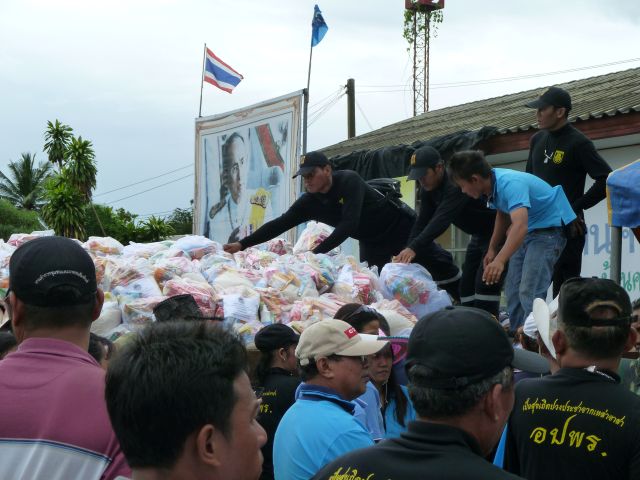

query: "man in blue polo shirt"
xmin=272 ymin=319 xmax=388 ymax=480
xmin=448 ymin=150 xmax=576 ymax=334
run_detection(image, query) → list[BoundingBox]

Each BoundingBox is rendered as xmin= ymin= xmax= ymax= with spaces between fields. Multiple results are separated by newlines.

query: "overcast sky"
xmin=1 ymin=0 xmax=639 ymax=218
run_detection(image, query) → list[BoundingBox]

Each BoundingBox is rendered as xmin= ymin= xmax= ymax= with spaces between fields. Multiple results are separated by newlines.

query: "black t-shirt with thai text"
xmin=504 ymin=367 xmax=640 ymax=480
xmin=256 ymin=368 xmax=300 ymax=480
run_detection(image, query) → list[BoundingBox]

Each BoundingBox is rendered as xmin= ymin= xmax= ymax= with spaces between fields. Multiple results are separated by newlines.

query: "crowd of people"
xmin=0 ymin=85 xmax=638 ymax=480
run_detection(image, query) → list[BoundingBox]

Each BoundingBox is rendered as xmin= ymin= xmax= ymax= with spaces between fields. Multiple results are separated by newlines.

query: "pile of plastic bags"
xmin=0 ymin=224 xmax=452 ymax=344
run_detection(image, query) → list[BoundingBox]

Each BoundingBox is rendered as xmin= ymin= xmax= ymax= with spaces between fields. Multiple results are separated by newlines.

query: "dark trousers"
xmin=459 ymin=235 xmax=504 ymax=318
xmin=413 ymin=242 xmax=461 ymax=302
xmin=359 ymin=214 xmax=414 ymax=273
xmin=552 ymin=233 xmax=586 ymax=297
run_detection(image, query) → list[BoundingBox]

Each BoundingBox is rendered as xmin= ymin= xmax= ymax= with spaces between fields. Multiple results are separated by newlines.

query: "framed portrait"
xmin=195 ymin=91 xmax=303 ymax=244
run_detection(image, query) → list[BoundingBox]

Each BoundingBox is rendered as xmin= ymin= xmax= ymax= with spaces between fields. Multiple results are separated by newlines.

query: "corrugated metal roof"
xmin=321 ymin=67 xmax=640 ymax=157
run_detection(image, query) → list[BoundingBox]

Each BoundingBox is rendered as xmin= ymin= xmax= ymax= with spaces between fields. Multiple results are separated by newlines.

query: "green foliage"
xmin=0 ymin=198 xmax=43 ymax=241
xmin=43 ymin=120 xmax=73 ymax=170
xmin=403 ymin=5 xmax=444 ymax=50
xmin=41 ymin=175 xmax=87 ymax=239
xmin=41 ymin=120 xmax=98 ymax=239
xmin=66 ymin=136 xmax=97 ymax=201
xmin=167 ymin=207 xmax=193 ymax=235
xmin=138 ymin=216 xmax=175 ymax=242
xmin=85 ymin=204 xmax=141 ymax=245
xmin=0 ymin=152 xmax=52 ymax=210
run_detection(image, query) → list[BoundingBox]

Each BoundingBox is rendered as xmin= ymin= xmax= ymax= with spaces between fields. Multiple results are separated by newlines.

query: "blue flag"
xmin=311 ymin=4 xmax=328 ymax=47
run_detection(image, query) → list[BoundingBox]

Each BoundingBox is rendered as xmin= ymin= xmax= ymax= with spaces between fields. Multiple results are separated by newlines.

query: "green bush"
xmin=0 ymin=199 xmax=43 ymax=241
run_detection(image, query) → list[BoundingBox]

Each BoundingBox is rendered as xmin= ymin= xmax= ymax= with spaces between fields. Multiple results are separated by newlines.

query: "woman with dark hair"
xmin=335 ymin=303 xmax=416 ymax=438
xmin=88 ymin=333 xmax=115 ymax=370
xmin=252 ymin=324 xmax=301 ymax=480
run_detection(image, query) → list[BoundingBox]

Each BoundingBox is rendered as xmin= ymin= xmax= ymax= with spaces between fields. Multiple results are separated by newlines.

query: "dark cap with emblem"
xmin=558 ymin=277 xmax=632 ymax=327
xmin=405 ymin=306 xmax=549 ymax=389
xmin=525 ymin=86 xmax=572 ymax=111
xmin=407 ymin=146 xmax=442 ymax=181
xmin=254 ymin=323 xmax=300 ymax=352
xmin=9 ymin=236 xmax=97 ymax=307
xmin=292 ymin=151 xmax=331 ymax=178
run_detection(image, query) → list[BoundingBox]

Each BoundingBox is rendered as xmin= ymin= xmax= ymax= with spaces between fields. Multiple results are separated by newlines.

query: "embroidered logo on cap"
xmin=410 ymin=153 xmax=417 ymax=166
xmin=300 ymin=155 xmax=306 ymax=165
xmin=344 ymin=327 xmax=358 ymax=339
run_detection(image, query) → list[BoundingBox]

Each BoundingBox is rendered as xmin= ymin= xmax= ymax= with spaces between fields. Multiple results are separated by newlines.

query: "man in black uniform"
xmin=253 ymin=324 xmax=301 ymax=480
xmin=311 ymin=306 xmax=549 ymax=480
xmin=395 ymin=146 xmax=501 ymax=315
xmin=224 ymin=151 xmax=415 ymax=272
xmin=504 ymin=277 xmax=640 ymax=480
xmin=525 ymin=87 xmax=612 ymax=296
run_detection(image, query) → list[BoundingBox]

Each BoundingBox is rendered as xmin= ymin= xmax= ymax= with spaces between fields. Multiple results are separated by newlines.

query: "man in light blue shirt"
xmin=448 ymin=150 xmax=576 ymax=334
xmin=272 ymin=319 xmax=388 ymax=480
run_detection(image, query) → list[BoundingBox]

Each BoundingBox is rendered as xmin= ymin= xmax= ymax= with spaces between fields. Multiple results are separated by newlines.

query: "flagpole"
xmin=306 ymin=44 xmax=313 ymax=93
xmin=198 ymin=43 xmax=207 ymax=117
xmin=302 ymin=88 xmax=309 ymax=155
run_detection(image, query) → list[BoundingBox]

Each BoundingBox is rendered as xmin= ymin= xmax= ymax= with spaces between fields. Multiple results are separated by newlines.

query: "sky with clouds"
xmin=1 ymin=0 xmax=639 ymax=217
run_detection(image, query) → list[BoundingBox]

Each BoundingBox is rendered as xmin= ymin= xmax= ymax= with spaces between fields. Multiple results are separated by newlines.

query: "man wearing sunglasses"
xmin=504 ymin=277 xmax=640 ymax=480
xmin=272 ymin=319 xmax=388 ymax=480
xmin=223 ymin=151 xmax=415 ymax=272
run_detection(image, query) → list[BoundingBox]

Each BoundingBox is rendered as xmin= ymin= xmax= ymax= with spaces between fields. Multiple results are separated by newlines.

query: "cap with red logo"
xmin=296 ymin=319 xmax=388 ymax=366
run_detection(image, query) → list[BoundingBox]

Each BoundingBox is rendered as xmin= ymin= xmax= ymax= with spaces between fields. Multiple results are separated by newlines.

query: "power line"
xmin=94 ymin=164 xmax=193 ymax=197
xmin=309 ymin=86 xmax=346 ymax=109
xmin=308 ymin=89 xmax=346 ymax=118
xmin=358 ymin=57 xmax=640 ymax=90
xmin=106 ymin=173 xmax=193 ymax=205
xmin=309 ymin=92 xmax=346 ymax=126
xmin=355 ymin=100 xmax=374 ymax=131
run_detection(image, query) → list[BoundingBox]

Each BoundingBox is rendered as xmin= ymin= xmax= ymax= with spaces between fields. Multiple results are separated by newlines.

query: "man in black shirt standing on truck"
xmin=525 ymin=86 xmax=612 ymax=296
xmin=394 ymin=146 xmax=501 ymax=316
xmin=223 ymin=151 xmax=416 ymax=273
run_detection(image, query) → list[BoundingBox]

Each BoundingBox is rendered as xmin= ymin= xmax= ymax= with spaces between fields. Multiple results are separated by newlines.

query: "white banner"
xmin=194 ymin=91 xmax=303 ymax=244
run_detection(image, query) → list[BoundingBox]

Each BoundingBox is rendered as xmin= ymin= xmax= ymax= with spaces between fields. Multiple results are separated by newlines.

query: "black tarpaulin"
xmin=329 ymin=126 xmax=498 ymax=180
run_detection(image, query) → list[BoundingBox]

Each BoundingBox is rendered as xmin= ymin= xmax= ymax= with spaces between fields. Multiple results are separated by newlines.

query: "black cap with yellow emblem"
xmin=292 ymin=151 xmax=331 ymax=178
xmin=525 ymin=86 xmax=572 ymax=111
xmin=407 ymin=146 xmax=442 ymax=181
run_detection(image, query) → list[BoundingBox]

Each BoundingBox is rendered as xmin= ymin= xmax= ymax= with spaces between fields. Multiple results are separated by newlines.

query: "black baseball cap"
xmin=406 ymin=306 xmax=549 ymax=389
xmin=558 ymin=277 xmax=632 ymax=327
xmin=153 ymin=294 xmax=205 ymax=322
xmin=407 ymin=146 xmax=442 ymax=181
xmin=292 ymin=151 xmax=330 ymax=178
xmin=525 ymin=86 xmax=572 ymax=110
xmin=9 ymin=236 xmax=97 ymax=307
xmin=254 ymin=323 xmax=300 ymax=352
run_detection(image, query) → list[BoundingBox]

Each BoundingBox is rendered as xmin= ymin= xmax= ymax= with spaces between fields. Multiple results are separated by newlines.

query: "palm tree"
xmin=41 ymin=176 xmax=86 ymax=239
xmin=0 ymin=152 xmax=52 ymax=210
xmin=65 ymin=136 xmax=97 ymax=201
xmin=43 ymin=120 xmax=73 ymax=171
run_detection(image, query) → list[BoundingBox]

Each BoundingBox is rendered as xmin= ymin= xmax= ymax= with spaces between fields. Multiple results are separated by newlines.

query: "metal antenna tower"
xmin=405 ymin=0 xmax=444 ymax=116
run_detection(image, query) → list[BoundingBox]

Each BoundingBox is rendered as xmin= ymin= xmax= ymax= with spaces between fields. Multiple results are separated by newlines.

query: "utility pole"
xmin=346 ymin=78 xmax=356 ymax=139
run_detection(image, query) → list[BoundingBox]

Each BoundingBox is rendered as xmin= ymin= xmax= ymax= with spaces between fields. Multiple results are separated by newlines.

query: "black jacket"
xmin=408 ymin=174 xmax=495 ymax=252
xmin=526 ymin=123 xmax=612 ymax=215
xmin=239 ymin=170 xmax=411 ymax=252
xmin=312 ymin=420 xmax=523 ymax=480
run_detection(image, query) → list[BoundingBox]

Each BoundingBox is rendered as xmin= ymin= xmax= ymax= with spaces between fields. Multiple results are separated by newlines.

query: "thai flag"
xmin=204 ymin=48 xmax=243 ymax=93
